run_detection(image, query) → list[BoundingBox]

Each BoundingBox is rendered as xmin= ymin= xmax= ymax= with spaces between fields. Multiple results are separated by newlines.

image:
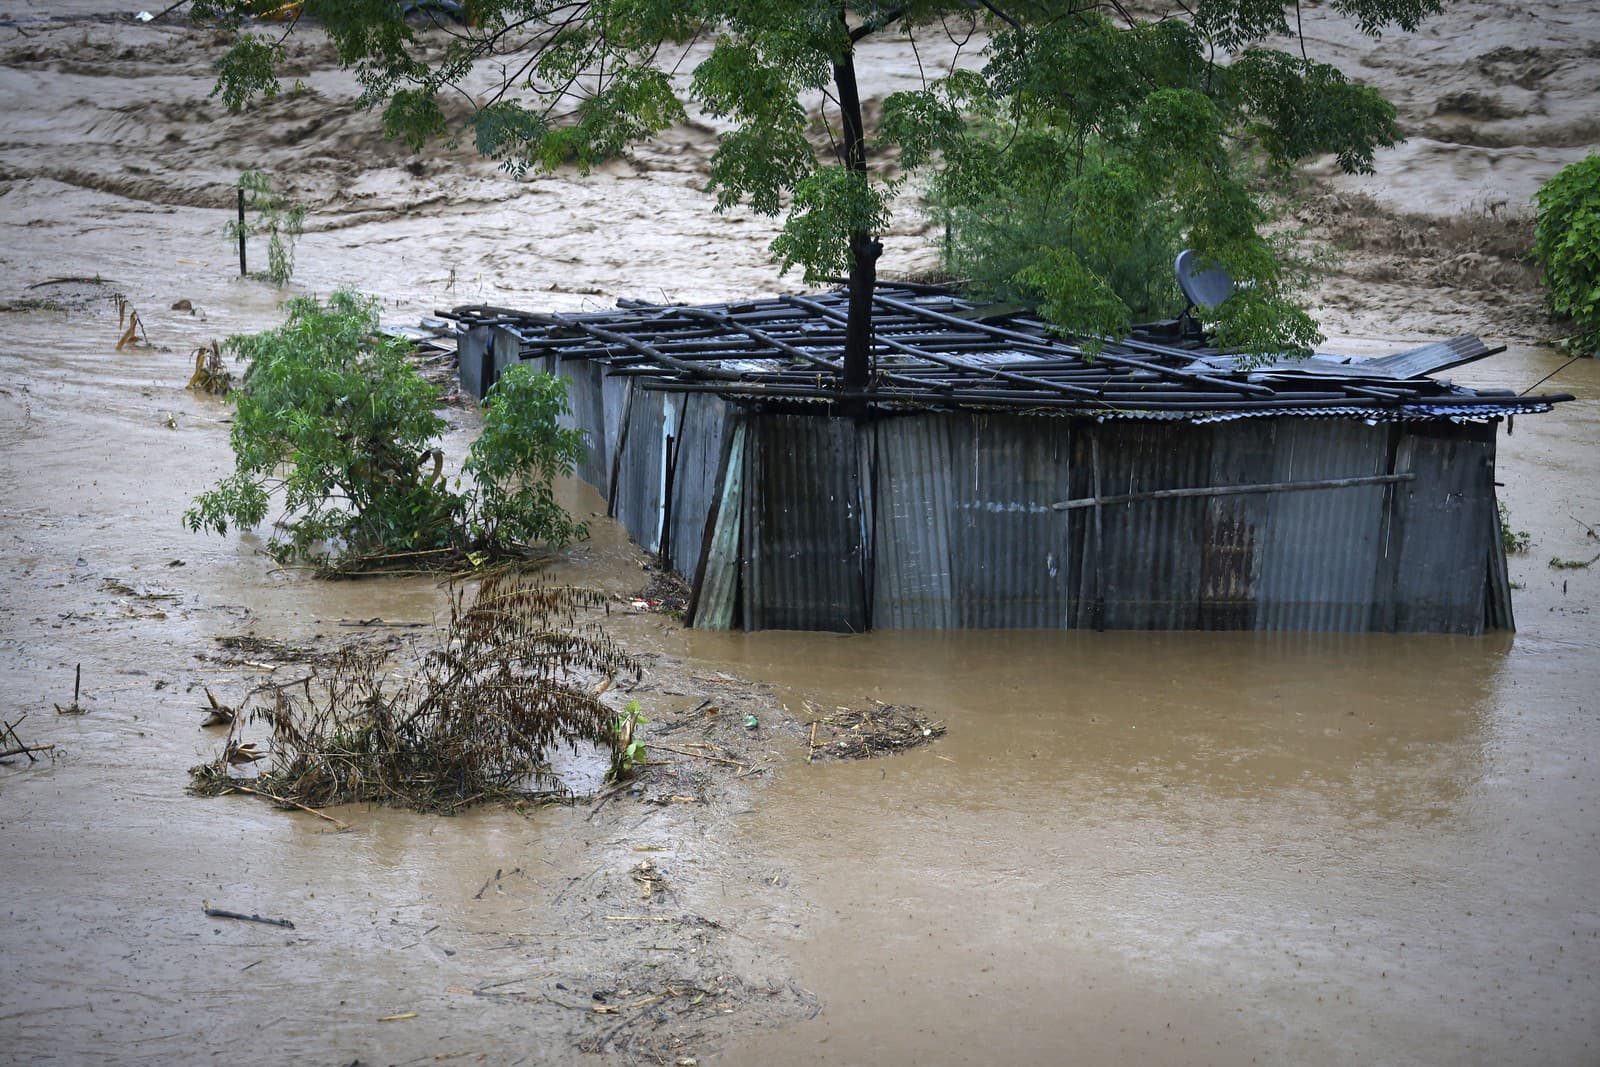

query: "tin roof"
xmin=444 ymin=286 xmax=1571 ymax=422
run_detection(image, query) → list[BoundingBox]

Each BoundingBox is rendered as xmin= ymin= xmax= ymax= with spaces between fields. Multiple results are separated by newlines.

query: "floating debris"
xmin=805 ymin=702 xmax=945 ymax=762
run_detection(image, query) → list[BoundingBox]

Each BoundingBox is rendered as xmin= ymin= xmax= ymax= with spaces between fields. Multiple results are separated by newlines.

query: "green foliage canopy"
xmin=185 ymin=289 xmax=587 ymax=569
xmin=1532 ymin=153 xmax=1600 ymax=357
xmin=193 ymin=1 xmax=1448 ymax=358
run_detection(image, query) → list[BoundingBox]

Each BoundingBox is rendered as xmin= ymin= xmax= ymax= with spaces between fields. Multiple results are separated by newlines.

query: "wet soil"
xmin=2 ymin=4 xmax=1598 ymax=1065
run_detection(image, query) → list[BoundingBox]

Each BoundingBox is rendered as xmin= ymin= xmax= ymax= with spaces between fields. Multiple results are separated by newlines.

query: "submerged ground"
xmin=1 ymin=3 xmax=1597 ymax=1064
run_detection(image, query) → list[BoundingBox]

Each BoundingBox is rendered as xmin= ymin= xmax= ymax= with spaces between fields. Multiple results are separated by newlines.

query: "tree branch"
xmin=851 ymin=6 xmax=908 ymax=42
xmin=977 ymin=0 xmax=1022 ymax=32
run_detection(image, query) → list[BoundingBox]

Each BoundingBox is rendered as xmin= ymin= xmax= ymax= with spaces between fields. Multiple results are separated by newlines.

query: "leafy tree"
xmin=185 ymin=289 xmax=587 ymax=569
xmin=1532 ymin=152 xmax=1600 ymax=358
xmin=193 ymin=1 xmax=1448 ymax=366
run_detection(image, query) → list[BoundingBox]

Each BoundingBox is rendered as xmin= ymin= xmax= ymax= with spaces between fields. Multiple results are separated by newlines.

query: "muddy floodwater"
xmin=3 ymin=4 xmax=1600 ymax=1065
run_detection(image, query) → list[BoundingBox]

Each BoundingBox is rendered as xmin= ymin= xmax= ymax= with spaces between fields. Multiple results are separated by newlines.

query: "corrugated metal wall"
xmin=1200 ymin=422 xmax=1277 ymax=629
xmin=743 ymin=415 xmax=867 ymax=633
xmin=871 ymin=415 xmax=957 ymax=628
xmin=515 ymin=361 xmax=1503 ymax=636
xmin=664 ymin=393 xmax=731 ymax=579
xmin=1388 ymin=422 xmax=1497 ymax=634
xmin=612 ymin=386 xmax=670 ymax=555
xmin=554 ymin=356 xmax=612 ymax=494
xmin=949 ymin=414 xmax=1075 ymax=629
xmin=1075 ymin=421 xmax=1209 ymax=630
xmin=1252 ymin=420 xmax=1390 ymax=632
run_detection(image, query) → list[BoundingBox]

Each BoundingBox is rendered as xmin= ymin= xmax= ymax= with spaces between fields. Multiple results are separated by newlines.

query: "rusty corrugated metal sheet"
xmin=1389 ymin=423 xmax=1497 ymax=634
xmin=1253 ymin=420 xmax=1390 ymax=632
xmin=949 ymin=414 xmax=1074 ymax=629
xmin=743 ymin=415 xmax=866 ymax=632
xmin=871 ymin=415 xmax=956 ymax=629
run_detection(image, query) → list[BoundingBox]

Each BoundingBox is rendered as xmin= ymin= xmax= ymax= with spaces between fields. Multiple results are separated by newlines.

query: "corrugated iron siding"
xmin=1389 ymin=423 xmax=1496 ymax=634
xmin=744 ymin=415 xmax=866 ymax=632
xmin=612 ymin=386 xmax=669 ymax=554
xmin=871 ymin=415 xmax=956 ymax=629
xmin=458 ymin=324 xmax=493 ymax=401
xmin=948 ymin=414 xmax=1075 ymax=628
xmin=664 ymin=393 xmax=730 ymax=578
xmin=1200 ymin=421 xmax=1277 ymax=629
xmin=555 ymin=356 xmax=611 ymax=494
xmin=1253 ymin=420 xmax=1390 ymax=632
xmin=1076 ymin=421 xmax=1208 ymax=630
xmin=690 ymin=419 xmax=746 ymax=631
xmin=536 ymin=383 xmax=1500 ymax=635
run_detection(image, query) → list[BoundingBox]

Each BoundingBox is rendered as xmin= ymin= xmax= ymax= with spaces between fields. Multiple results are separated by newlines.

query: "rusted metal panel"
xmin=948 ymin=414 xmax=1074 ymax=629
xmin=1253 ymin=420 xmax=1390 ymax=632
xmin=1075 ymin=421 xmax=1208 ymax=630
xmin=743 ymin=415 xmax=866 ymax=632
xmin=871 ymin=415 xmax=956 ymax=629
xmin=664 ymin=392 xmax=730 ymax=578
xmin=1199 ymin=422 xmax=1277 ymax=629
xmin=1389 ymin=422 xmax=1497 ymax=634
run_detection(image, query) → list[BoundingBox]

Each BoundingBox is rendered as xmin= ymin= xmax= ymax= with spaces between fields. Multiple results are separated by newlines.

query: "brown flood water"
xmin=2 ymin=5 xmax=1599 ymax=1064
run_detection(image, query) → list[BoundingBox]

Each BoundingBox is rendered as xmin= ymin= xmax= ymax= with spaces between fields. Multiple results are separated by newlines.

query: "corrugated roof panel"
xmin=948 ymin=414 xmax=1074 ymax=629
xmin=1254 ymin=420 xmax=1390 ymax=631
xmin=744 ymin=415 xmax=866 ymax=632
xmin=1368 ymin=336 xmax=1492 ymax=379
xmin=871 ymin=415 xmax=957 ymax=629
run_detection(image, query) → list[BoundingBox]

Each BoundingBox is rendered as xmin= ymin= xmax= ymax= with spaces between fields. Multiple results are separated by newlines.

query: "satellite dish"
xmin=1175 ymin=250 xmax=1236 ymax=310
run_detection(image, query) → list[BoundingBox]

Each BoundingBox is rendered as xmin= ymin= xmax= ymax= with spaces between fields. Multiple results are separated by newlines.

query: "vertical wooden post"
xmin=237 ymin=187 xmax=247 ymax=278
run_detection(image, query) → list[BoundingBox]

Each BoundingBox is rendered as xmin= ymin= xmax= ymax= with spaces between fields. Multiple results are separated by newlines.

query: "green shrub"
xmin=185 ymin=289 xmax=587 ymax=570
xmin=466 ymin=363 xmax=588 ymax=551
xmin=1532 ymin=153 xmax=1600 ymax=357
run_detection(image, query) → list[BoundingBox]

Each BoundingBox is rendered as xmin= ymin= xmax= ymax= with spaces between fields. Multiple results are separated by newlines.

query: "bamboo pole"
xmin=1051 ymin=473 xmax=1415 ymax=511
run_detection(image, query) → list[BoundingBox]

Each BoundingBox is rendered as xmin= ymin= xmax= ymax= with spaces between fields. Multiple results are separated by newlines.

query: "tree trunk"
xmin=832 ymin=21 xmax=878 ymax=395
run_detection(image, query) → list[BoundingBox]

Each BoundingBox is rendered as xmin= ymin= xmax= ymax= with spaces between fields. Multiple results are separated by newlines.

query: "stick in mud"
xmin=203 ymin=903 xmax=296 ymax=929
xmin=55 ymin=664 xmax=84 ymax=715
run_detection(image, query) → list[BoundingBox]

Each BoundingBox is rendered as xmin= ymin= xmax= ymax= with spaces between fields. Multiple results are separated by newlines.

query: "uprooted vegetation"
xmin=191 ymin=573 xmax=640 ymax=813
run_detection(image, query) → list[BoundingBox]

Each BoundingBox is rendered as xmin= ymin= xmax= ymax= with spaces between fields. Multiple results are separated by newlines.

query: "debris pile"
xmin=190 ymin=573 xmax=640 ymax=813
xmin=805 ymin=701 xmax=945 ymax=761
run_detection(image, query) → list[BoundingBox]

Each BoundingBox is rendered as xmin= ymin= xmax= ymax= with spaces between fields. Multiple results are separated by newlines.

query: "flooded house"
xmin=448 ymin=286 xmax=1570 ymax=635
